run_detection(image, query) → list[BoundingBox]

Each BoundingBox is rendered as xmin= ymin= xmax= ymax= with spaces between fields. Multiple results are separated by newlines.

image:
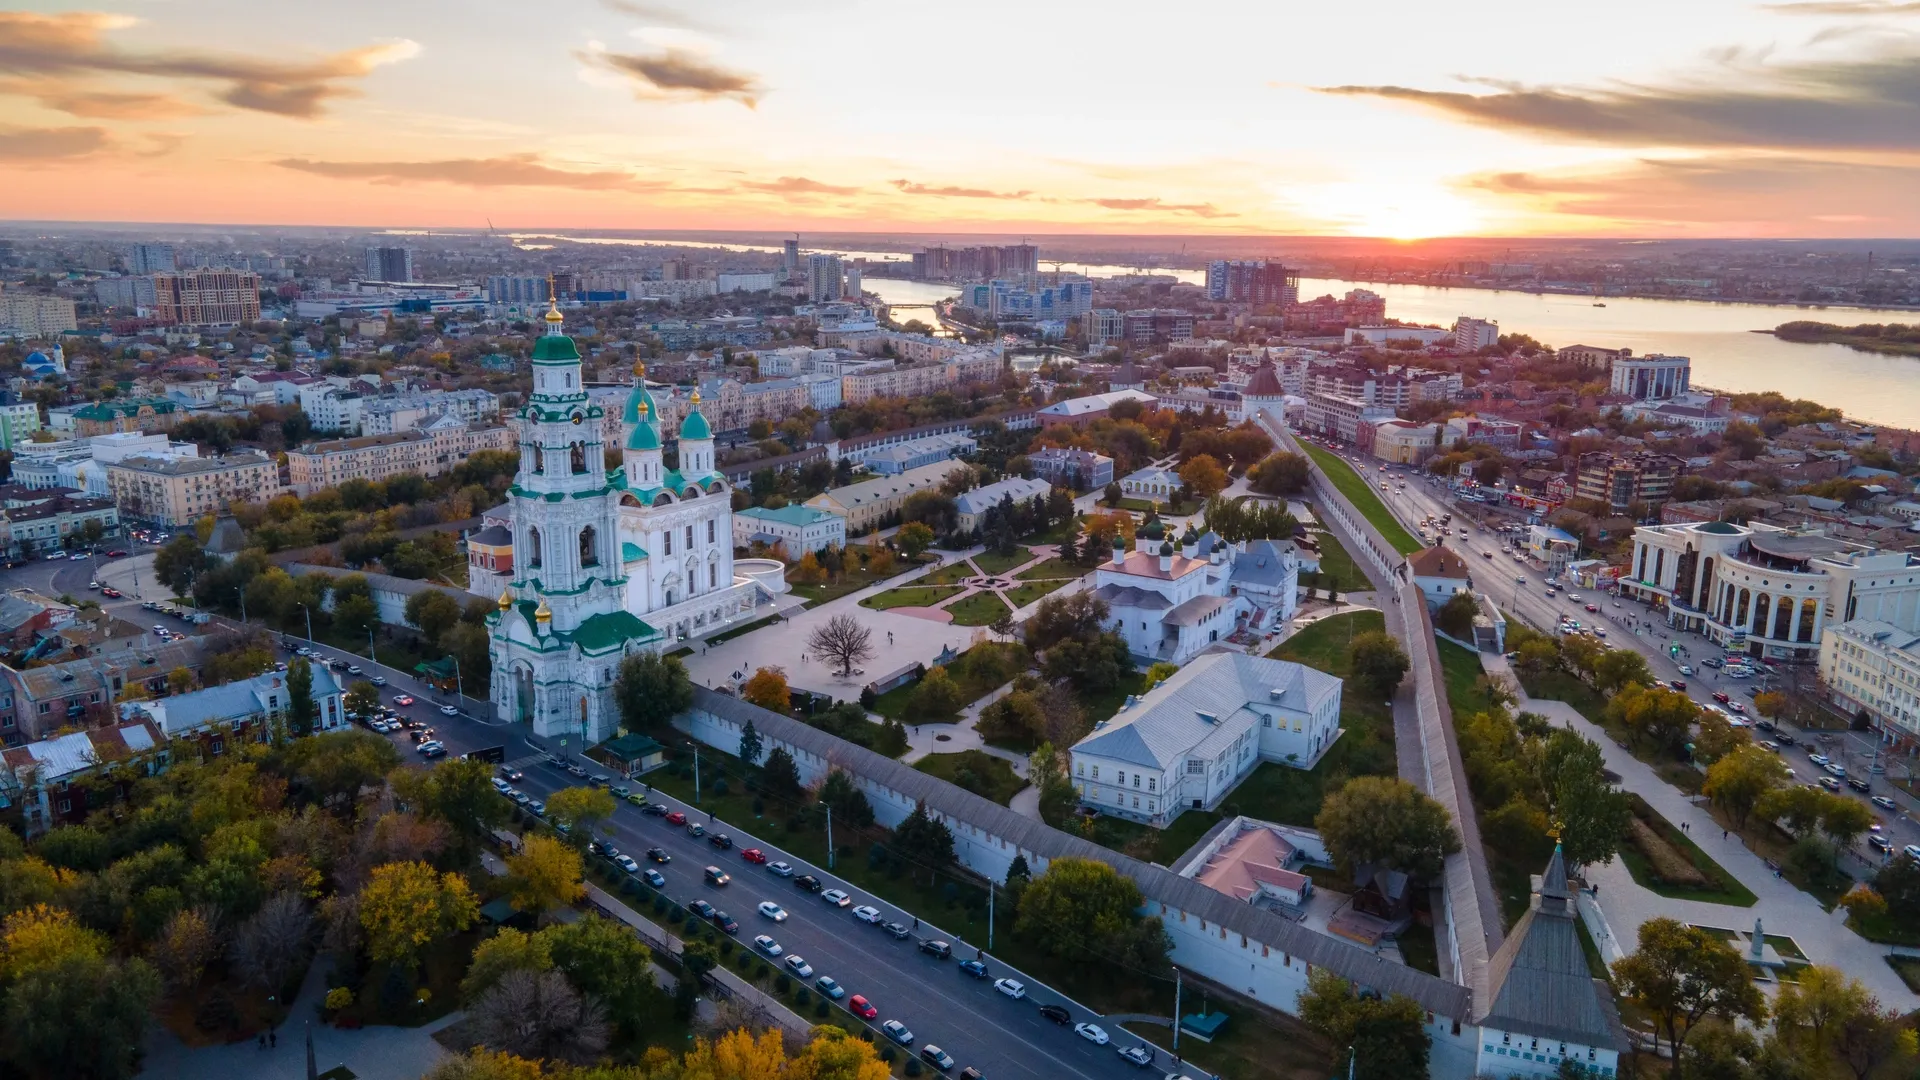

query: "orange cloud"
xmin=891 ymin=179 xmax=1034 ymax=200
xmin=274 ymin=154 xmax=663 ymax=191
xmin=579 ymin=47 xmax=762 ymax=106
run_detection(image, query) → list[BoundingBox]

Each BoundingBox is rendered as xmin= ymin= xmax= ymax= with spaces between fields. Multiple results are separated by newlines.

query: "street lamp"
xmin=447 ymin=655 xmax=463 ymax=705
xmin=297 ymin=602 xmax=313 ymax=642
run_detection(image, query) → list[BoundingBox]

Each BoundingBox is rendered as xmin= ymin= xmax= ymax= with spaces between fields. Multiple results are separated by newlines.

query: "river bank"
xmin=1768 ymin=320 xmax=1920 ymax=359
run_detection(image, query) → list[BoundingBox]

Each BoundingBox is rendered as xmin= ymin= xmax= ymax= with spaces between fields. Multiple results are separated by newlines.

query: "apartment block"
xmin=0 ymin=294 xmax=77 ymax=337
xmin=286 ymin=419 xmax=513 ymax=495
xmin=105 ymin=451 xmax=281 ymax=526
xmin=803 ymin=460 xmax=969 ymax=534
xmin=70 ymin=398 xmax=182 ymax=438
xmin=1206 ymin=261 xmax=1300 ymax=305
xmin=1574 ymin=451 xmax=1685 ymax=513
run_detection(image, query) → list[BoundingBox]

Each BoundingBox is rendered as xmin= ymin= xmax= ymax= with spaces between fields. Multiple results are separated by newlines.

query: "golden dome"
xmin=633 ymin=358 xmax=647 ymax=379
xmin=637 ymin=401 xmax=649 ymax=420
xmin=534 ymin=598 xmax=552 ymax=623
xmin=497 ymin=588 xmax=512 ymax=610
xmin=544 ymin=300 xmax=564 ymax=325
xmin=689 ymin=387 xmax=702 ymax=405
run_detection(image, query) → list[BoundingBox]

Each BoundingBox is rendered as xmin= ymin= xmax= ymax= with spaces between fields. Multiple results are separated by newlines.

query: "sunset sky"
xmin=5 ymin=0 xmax=1920 ymax=238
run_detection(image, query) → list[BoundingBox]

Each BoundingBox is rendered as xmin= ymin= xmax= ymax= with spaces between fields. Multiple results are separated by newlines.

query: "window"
xmin=686 ymin=525 xmax=695 ymax=548
xmin=710 ymin=564 xmax=718 ymax=588
xmin=1147 ymin=777 xmax=1155 ymax=792
xmin=664 ymin=532 xmax=672 ymax=556
xmin=707 ymin=520 xmax=715 ymax=543
xmin=57 ymin=798 xmax=70 ymax=813
xmin=528 ymin=526 xmax=543 ymax=568
xmin=580 ymin=525 xmax=600 ymax=568
xmin=1076 ymin=763 xmax=1084 ymax=777
xmin=1186 ymin=759 xmax=1204 ymax=775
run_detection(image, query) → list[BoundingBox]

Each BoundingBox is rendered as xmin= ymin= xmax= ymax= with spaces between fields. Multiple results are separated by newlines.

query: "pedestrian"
xmin=1723 ymin=829 xmax=1728 ymax=840
xmin=258 ymin=1034 xmax=267 ymax=1050
xmin=912 ymin=917 xmax=919 ymax=930
xmin=270 ymin=1031 xmax=277 ymax=1049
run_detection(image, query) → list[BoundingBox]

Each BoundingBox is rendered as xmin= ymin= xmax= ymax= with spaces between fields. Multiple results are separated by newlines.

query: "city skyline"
xmin=4 ymin=0 xmax=1920 ymax=238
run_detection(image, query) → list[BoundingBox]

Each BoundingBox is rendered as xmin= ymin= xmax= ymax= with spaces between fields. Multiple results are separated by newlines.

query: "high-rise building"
xmin=150 ymin=269 xmax=261 ymax=326
xmin=487 ymin=276 xmax=550 ymax=305
xmin=1610 ymin=354 xmax=1691 ymax=401
xmin=95 ymin=277 xmax=157 ymax=310
xmin=843 ymin=266 xmax=862 ymax=299
xmin=1575 ymin=451 xmax=1685 ymax=513
xmin=1206 ymin=260 xmax=1299 ymax=305
xmin=782 ymin=239 xmax=801 ymax=278
xmin=126 ymin=244 xmax=176 ymax=275
xmin=0 ymin=294 xmax=78 ymax=337
xmin=916 ymin=244 xmax=1041 ymax=281
xmin=363 ymin=246 xmax=415 ymax=283
xmin=805 ymin=254 xmax=843 ymax=303
xmin=1451 ymin=316 xmax=1501 ymax=352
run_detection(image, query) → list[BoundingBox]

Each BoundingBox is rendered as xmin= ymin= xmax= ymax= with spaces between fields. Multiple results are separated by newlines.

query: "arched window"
xmin=1735 ymin=588 xmax=1750 ymax=626
xmin=570 ymin=442 xmax=587 ymax=474
xmin=579 ymin=525 xmax=599 ymax=568
xmin=1773 ymin=595 xmax=1792 ymax=640
xmin=709 ymin=562 xmax=718 ymax=588
xmin=1753 ymin=594 xmax=1771 ymax=637
xmin=527 ymin=526 xmax=542 ymax=569
xmin=1800 ymin=598 xmax=1819 ymax=642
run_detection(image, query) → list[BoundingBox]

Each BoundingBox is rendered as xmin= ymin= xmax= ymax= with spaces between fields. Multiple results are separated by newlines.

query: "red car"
xmin=666 ymin=811 xmax=687 ymax=826
xmin=1669 ymin=680 xmax=1687 ymax=692
xmin=1712 ymin=692 xmax=1731 ymax=704
xmin=849 ymin=995 xmax=877 ymax=1020
xmin=106 ymin=550 xmax=127 ymax=558
xmin=394 ymin=695 xmax=416 ymax=707
xmin=101 ymin=588 xmax=121 ymax=598
xmin=741 ymin=848 xmax=767 ymax=865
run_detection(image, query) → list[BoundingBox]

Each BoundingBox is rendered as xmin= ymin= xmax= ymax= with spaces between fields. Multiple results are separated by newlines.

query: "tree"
xmin=808 ymin=614 xmax=875 ymax=676
xmin=1702 ymin=745 xmax=1788 ymax=830
xmin=1103 ymin=481 xmax=1123 ymax=507
xmin=231 ymin=890 xmax=313 ymax=995
xmin=149 ymin=904 xmax=219 ymax=991
xmin=544 ymin=786 xmax=616 ymax=840
xmin=1612 ymin=917 xmax=1768 ymax=1074
xmin=890 ymin=801 xmax=954 ymax=878
xmin=4 ymin=951 xmax=160 ymax=1080
xmin=405 ymin=590 xmax=464 ymax=647
xmin=1315 ymin=776 xmax=1461 ymax=880
xmin=896 ymin=522 xmax=935 ymax=559
xmin=469 ymin=969 xmax=608 ymax=1062
xmin=1752 ymin=691 xmax=1787 ymax=719
xmin=286 ymin=657 xmax=317 ymax=736
xmin=358 ymin=861 xmax=480 ymax=969
xmin=1023 ymin=590 xmax=1109 ymax=652
xmin=1592 ymin=648 xmax=1654 ymax=694
xmin=284 ymin=728 xmax=402 ymax=810
xmin=1296 ymin=968 xmax=1432 ymax=1080
xmin=1759 ymin=784 xmax=1829 ymax=838
xmin=1177 ymin=454 xmax=1229 ymax=500
xmin=1028 ymin=742 xmax=1078 ymax=826
xmin=1820 ymin=795 xmax=1875 ymax=852
xmin=1041 ymin=631 xmax=1133 ymax=693
xmin=1347 ymin=631 xmax=1410 ymax=699
xmin=154 ymin=533 xmax=211 ymax=595
xmin=1143 ymin=661 xmax=1179 ymax=689
xmin=1013 ymin=857 xmax=1170 ymax=973
xmin=818 ymin=769 xmax=874 ymax=829
xmin=1541 ymin=730 xmax=1630 ymax=873
xmin=977 ymin=690 xmax=1045 ymax=745
xmin=737 ymin=720 xmax=763 ymax=766
xmin=334 ymin=593 xmax=380 ymax=639
xmin=418 ymin=756 xmax=509 ymax=861
xmin=740 ymin=667 xmax=791 ymax=713
xmin=761 ymin=746 xmax=804 ymax=804
xmin=1693 ymin=712 xmax=1749 ymax=765
xmin=1435 ymin=592 xmax=1478 ymax=639
xmin=504 ymin=835 xmax=585 ymax=916
xmin=460 ymin=928 xmax=553 ymax=1004
xmin=1607 ymin=684 xmax=1699 ymax=755
xmin=541 ymin=915 xmax=655 ymax=1040
xmin=911 ymin=665 xmax=963 ymax=719
xmin=345 ymin=680 xmax=381 ymax=720
xmin=614 ymin=651 xmax=693 ymax=732
xmin=1248 ymin=451 xmax=1310 ymax=496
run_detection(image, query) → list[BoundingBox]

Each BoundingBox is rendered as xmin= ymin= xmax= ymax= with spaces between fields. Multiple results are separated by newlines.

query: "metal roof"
xmin=685 ymin=687 xmax=1474 ymax=1020
xmin=1480 ymin=849 xmax=1628 ymax=1049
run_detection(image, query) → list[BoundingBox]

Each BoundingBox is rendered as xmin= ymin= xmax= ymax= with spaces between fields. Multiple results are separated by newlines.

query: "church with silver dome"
xmin=476 ymin=300 xmax=769 ymax=745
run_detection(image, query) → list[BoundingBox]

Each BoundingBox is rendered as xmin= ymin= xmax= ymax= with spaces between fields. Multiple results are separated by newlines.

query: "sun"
xmin=1294 ymin=181 xmax=1489 ymax=240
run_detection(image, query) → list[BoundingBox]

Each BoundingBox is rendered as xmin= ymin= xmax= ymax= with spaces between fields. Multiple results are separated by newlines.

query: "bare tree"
xmin=150 ymin=905 xmax=220 ymax=992
xmin=807 ymin=613 xmax=874 ymax=677
xmin=471 ymin=969 xmax=609 ymax=1063
xmin=233 ymin=892 xmax=314 ymax=995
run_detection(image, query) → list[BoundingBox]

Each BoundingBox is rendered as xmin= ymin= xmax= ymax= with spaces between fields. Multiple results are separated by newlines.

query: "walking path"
xmin=1482 ymin=654 xmax=1920 ymax=1008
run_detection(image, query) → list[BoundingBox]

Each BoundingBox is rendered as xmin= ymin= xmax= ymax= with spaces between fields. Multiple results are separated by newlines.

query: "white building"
xmin=1119 ymin=465 xmax=1183 ymax=502
xmin=481 ymin=304 xmax=774 ymax=745
xmin=733 ymin=504 xmax=845 ymax=555
xmin=1092 ymin=523 xmax=1303 ymax=665
xmin=805 ymin=255 xmax=844 ymax=303
xmin=1452 ymin=316 xmax=1501 ymax=352
xmin=953 ymin=476 xmax=1052 ymax=534
xmin=1069 ymin=652 xmax=1341 ymax=826
xmin=1819 ymin=619 xmax=1920 ymax=748
xmin=0 ymin=294 xmax=77 ymax=338
xmin=717 ymin=272 xmax=777 ymax=294
xmin=1409 ymin=546 xmax=1474 ymax=608
xmin=797 ymin=372 xmax=842 ymax=411
xmin=1622 ymin=519 xmax=1920 ymax=659
xmin=863 ymin=433 xmax=976 ymax=475
xmin=299 ymin=385 xmax=364 ymax=434
xmin=1609 ymin=354 xmax=1691 ymax=401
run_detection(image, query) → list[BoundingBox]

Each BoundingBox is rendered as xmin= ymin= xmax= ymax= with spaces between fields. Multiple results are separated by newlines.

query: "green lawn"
xmin=1078 ymin=669 xmax=1151 ymax=726
xmin=914 ymin=750 xmax=1028 ymax=806
xmin=1436 ymin=638 xmax=1491 ymax=716
xmin=1297 ymin=440 xmax=1423 ymax=555
xmin=1887 ymin=956 xmax=1920 ymax=993
xmin=972 ymin=546 xmax=1035 ymax=575
xmin=868 ymin=641 xmax=1029 ymax=722
xmin=1122 ymin=1004 xmax=1333 ymax=1080
xmin=1004 ymin=579 xmax=1072 ymax=608
xmin=1119 ymin=497 xmax=1199 ymax=516
xmin=921 ymin=560 xmax=977 ymax=586
xmin=1397 ymin=921 xmax=1440 ymax=976
xmin=945 ymin=591 xmax=1013 ymax=626
xmin=1302 ymin=526 xmax=1374 ymax=594
xmin=1266 ymin=610 xmax=1382 ymax=671
xmin=788 ymin=561 xmax=922 ymax=607
xmin=1619 ymin=794 xmax=1757 ymax=907
xmin=859 ymin=585 xmax=964 ymax=611
xmin=1088 ymin=809 xmax=1223 ymax=867
xmin=1014 ymin=556 xmax=1084 ymax=581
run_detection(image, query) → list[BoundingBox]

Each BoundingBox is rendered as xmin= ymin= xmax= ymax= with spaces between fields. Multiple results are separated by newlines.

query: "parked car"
xmin=821 ymin=888 xmax=851 ymax=907
xmin=882 ymin=922 xmax=911 ymax=940
xmin=767 ymin=860 xmax=794 ymax=877
xmin=644 ymin=869 xmax=666 ymax=888
xmin=640 ymin=802 xmax=669 ymax=816
xmin=610 ymin=784 xmax=631 ymax=798
xmin=920 ymin=1046 xmax=955 ymax=1073
xmin=1117 ymin=1045 xmax=1154 ymax=1069
xmin=882 ymin=1020 xmax=914 ymax=1046
xmin=708 ymin=833 xmax=733 ymax=851
xmin=849 ymin=995 xmax=877 ymax=1020
xmin=711 ymin=911 xmax=739 ymax=935
xmin=784 ymin=954 xmax=814 ymax=978
xmin=794 ymin=875 xmax=824 ymax=893
xmin=665 ymin=811 xmax=687 ymax=826
xmin=690 ymin=900 xmax=716 ymax=919
xmin=741 ymin=847 xmax=767 ymax=864
xmin=958 ymin=959 xmax=989 ymax=979
xmin=851 ymin=905 xmax=883 ymax=924
xmin=751 ymin=934 xmax=782 ymax=957
xmin=814 ymin=976 xmax=846 ymax=1000
xmin=1075 ymin=1023 xmax=1110 ymax=1046
xmin=917 ymin=939 xmax=952 ymax=960
xmin=613 ymin=855 xmax=640 ymax=874
xmin=1037 ymin=1004 xmax=1071 ymax=1025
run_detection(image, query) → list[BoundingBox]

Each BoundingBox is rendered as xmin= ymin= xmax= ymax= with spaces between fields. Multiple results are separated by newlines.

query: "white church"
xmin=473 ymin=301 xmax=773 ymax=745
xmin=1092 ymin=518 xmax=1310 ymax=665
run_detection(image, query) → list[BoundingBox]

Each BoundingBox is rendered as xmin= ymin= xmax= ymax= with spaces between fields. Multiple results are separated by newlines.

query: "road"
xmin=1324 ymin=445 xmax=1920 ymax=865
xmin=274 ymin=635 xmax=1212 ymax=1080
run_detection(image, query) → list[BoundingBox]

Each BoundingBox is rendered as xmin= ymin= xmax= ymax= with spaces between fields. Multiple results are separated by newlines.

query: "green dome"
xmin=623 ymin=384 xmax=658 ymax=425
xmin=531 ymin=333 xmax=580 ymax=364
xmin=680 ymin=408 xmax=712 ymax=441
xmin=1139 ymin=515 xmax=1167 ymax=540
xmin=626 ymin=421 xmax=661 ymax=451
xmin=1112 ymin=534 xmax=1126 ymax=548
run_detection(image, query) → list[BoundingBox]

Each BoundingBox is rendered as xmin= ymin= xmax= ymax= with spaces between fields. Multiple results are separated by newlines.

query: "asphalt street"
xmin=1333 ymin=449 xmax=1920 ymax=864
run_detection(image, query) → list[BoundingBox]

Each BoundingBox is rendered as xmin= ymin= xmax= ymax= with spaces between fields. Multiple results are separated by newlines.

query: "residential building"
xmin=840 ymin=357 xmax=1001 ymax=405
xmin=0 ymin=639 xmax=204 ymax=743
xmin=1370 ymin=419 xmax=1440 ymax=464
xmin=1034 ymin=388 xmax=1159 ymax=425
xmin=1069 ymin=652 xmax=1340 ymax=826
xmin=803 ymin=460 xmax=969 ymax=534
xmin=1303 ymin=365 xmax=1412 ymax=410
xmin=1443 ymin=414 xmax=1523 ymax=450
xmin=1452 ymin=316 xmax=1501 ymax=351
xmin=104 ymin=451 xmax=282 ymax=526
xmin=70 ymin=398 xmax=181 ymax=438
xmin=733 ymin=504 xmax=846 ymax=555
xmin=1409 ymin=546 xmax=1474 ymax=607
xmin=915 ymin=244 xmax=1038 ymax=281
xmin=285 ymin=419 xmax=513 ymax=495
xmin=1557 ymin=344 xmax=1627 ymax=372
xmin=1622 ymin=519 xmax=1920 ymax=658
xmin=1029 ymin=447 xmax=1113 ymax=492
xmin=0 ymin=590 xmax=75 ymax=650
xmin=1085 ymin=308 xmax=1125 ymax=344
xmin=646 ymin=377 xmax=808 ymax=436
xmin=95 ymin=275 xmax=157 ymax=310
xmin=1609 ymin=353 xmax=1691 ymax=400
xmin=1301 ymin=393 xmax=1397 ymax=442
xmin=806 ymin=254 xmax=844 ymax=303
xmin=953 ymin=476 xmax=1052 ymax=534
xmin=2 ymin=491 xmax=120 ymax=555
xmin=782 ymin=239 xmax=800 ymax=277
xmin=962 ymin=279 xmax=1094 ymax=321
xmin=1124 ymin=309 xmax=1195 ymax=343
xmin=358 ymin=389 xmax=503 ymax=436
xmin=717 ymin=272 xmax=777 ymax=293
xmin=1 ymin=718 xmax=168 ymax=836
xmin=0 ymin=293 xmax=77 ymax=337
xmin=299 ymin=385 xmax=365 ymax=434
xmin=124 ymin=666 xmax=346 ymax=747
xmin=151 ymin=268 xmax=261 ymax=326
xmin=1206 ymin=261 xmax=1299 ymax=305
xmin=1345 ymin=324 xmax=1451 ymax=346
xmin=797 ymin=371 xmax=842 ymax=410
xmin=860 ymin=433 xmax=977 ymax=475
xmin=363 ymin=246 xmax=415 ymax=282
xmin=1820 ymin=620 xmax=1920 ymax=749
xmin=1575 ymin=451 xmax=1684 ymax=513
xmin=126 ymin=243 xmax=176 ymax=274
xmin=1618 ymin=395 xmax=1731 ymax=434
xmin=487 ymin=275 xmax=551 ymax=305
xmin=0 ymin=401 xmax=41 ymax=449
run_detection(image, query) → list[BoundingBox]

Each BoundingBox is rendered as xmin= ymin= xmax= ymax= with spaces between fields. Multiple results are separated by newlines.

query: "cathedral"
xmin=479 ymin=301 xmax=762 ymax=745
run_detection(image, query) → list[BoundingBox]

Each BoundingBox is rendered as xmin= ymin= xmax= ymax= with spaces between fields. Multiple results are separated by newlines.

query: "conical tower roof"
xmin=1244 ymin=361 xmax=1284 ymax=397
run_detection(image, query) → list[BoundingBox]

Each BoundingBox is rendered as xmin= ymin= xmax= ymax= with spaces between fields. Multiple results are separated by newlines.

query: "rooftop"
xmin=1193 ymin=824 xmax=1306 ymax=902
xmin=1073 ymin=652 xmax=1342 ymax=770
xmin=737 ymin=504 xmax=838 ymax=527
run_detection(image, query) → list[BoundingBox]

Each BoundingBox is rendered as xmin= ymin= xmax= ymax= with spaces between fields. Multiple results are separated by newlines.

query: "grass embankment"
xmin=859 ymin=585 xmax=964 ymax=611
xmin=1303 ymin=526 xmax=1376 ymax=594
xmin=788 ymin=559 xmax=928 ymax=608
xmin=868 ymin=641 xmax=1027 ymax=723
xmin=1619 ymin=794 xmax=1757 ymax=907
xmin=913 ymin=750 xmax=1028 ymax=806
xmin=1296 ymin=441 xmax=1423 ymax=556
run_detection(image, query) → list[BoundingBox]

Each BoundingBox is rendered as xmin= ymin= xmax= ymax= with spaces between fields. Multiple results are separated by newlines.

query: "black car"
xmin=794 ymin=874 xmax=824 ymax=893
xmin=647 ymin=847 xmax=671 ymax=864
xmin=708 ymin=833 xmax=733 ymax=851
xmin=917 ymin=939 xmax=952 ymax=960
xmin=957 ymin=959 xmax=989 ymax=979
xmin=1038 ymin=1003 xmax=1071 ymax=1025
xmin=588 ymin=840 xmax=620 ymax=858
xmin=882 ymin=922 xmax=911 ymax=940
xmin=711 ymin=910 xmax=739 ymax=934
xmin=1774 ymin=731 xmax=1797 ymax=746
xmin=639 ymin=802 xmax=670 ymax=817
xmin=498 ymin=767 xmax=524 ymax=782
xmin=690 ymin=900 xmax=716 ymax=919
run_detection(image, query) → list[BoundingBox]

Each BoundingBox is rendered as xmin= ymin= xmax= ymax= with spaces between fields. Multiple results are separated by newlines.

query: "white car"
xmin=784 ymin=954 xmax=814 ymax=978
xmin=1074 ymin=1022 xmax=1110 ymax=1046
xmin=767 ymin=860 xmax=794 ymax=877
xmin=758 ymin=901 xmax=789 ymax=922
xmin=821 ymin=888 xmax=851 ymax=907
xmin=614 ymin=855 xmax=640 ymax=874
xmin=1679 ymin=665 xmax=1695 ymax=676
xmin=851 ymin=905 xmax=882 ymax=924
xmin=752 ymin=934 xmax=783 ymax=957
xmin=993 ymin=977 xmax=1026 ymax=1000
xmin=439 ymin=704 xmax=459 ymax=716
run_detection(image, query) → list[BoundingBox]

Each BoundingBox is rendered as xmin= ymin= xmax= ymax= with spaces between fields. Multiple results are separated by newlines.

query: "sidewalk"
xmin=1483 ymin=654 xmax=1920 ymax=1007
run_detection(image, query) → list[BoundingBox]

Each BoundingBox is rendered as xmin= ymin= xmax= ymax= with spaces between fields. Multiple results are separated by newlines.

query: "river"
xmin=510 ymin=231 xmax=1920 ymax=428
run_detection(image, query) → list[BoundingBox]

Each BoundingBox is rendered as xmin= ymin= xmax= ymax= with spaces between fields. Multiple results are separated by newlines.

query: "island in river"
xmin=1772 ymin=320 xmax=1920 ymax=358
